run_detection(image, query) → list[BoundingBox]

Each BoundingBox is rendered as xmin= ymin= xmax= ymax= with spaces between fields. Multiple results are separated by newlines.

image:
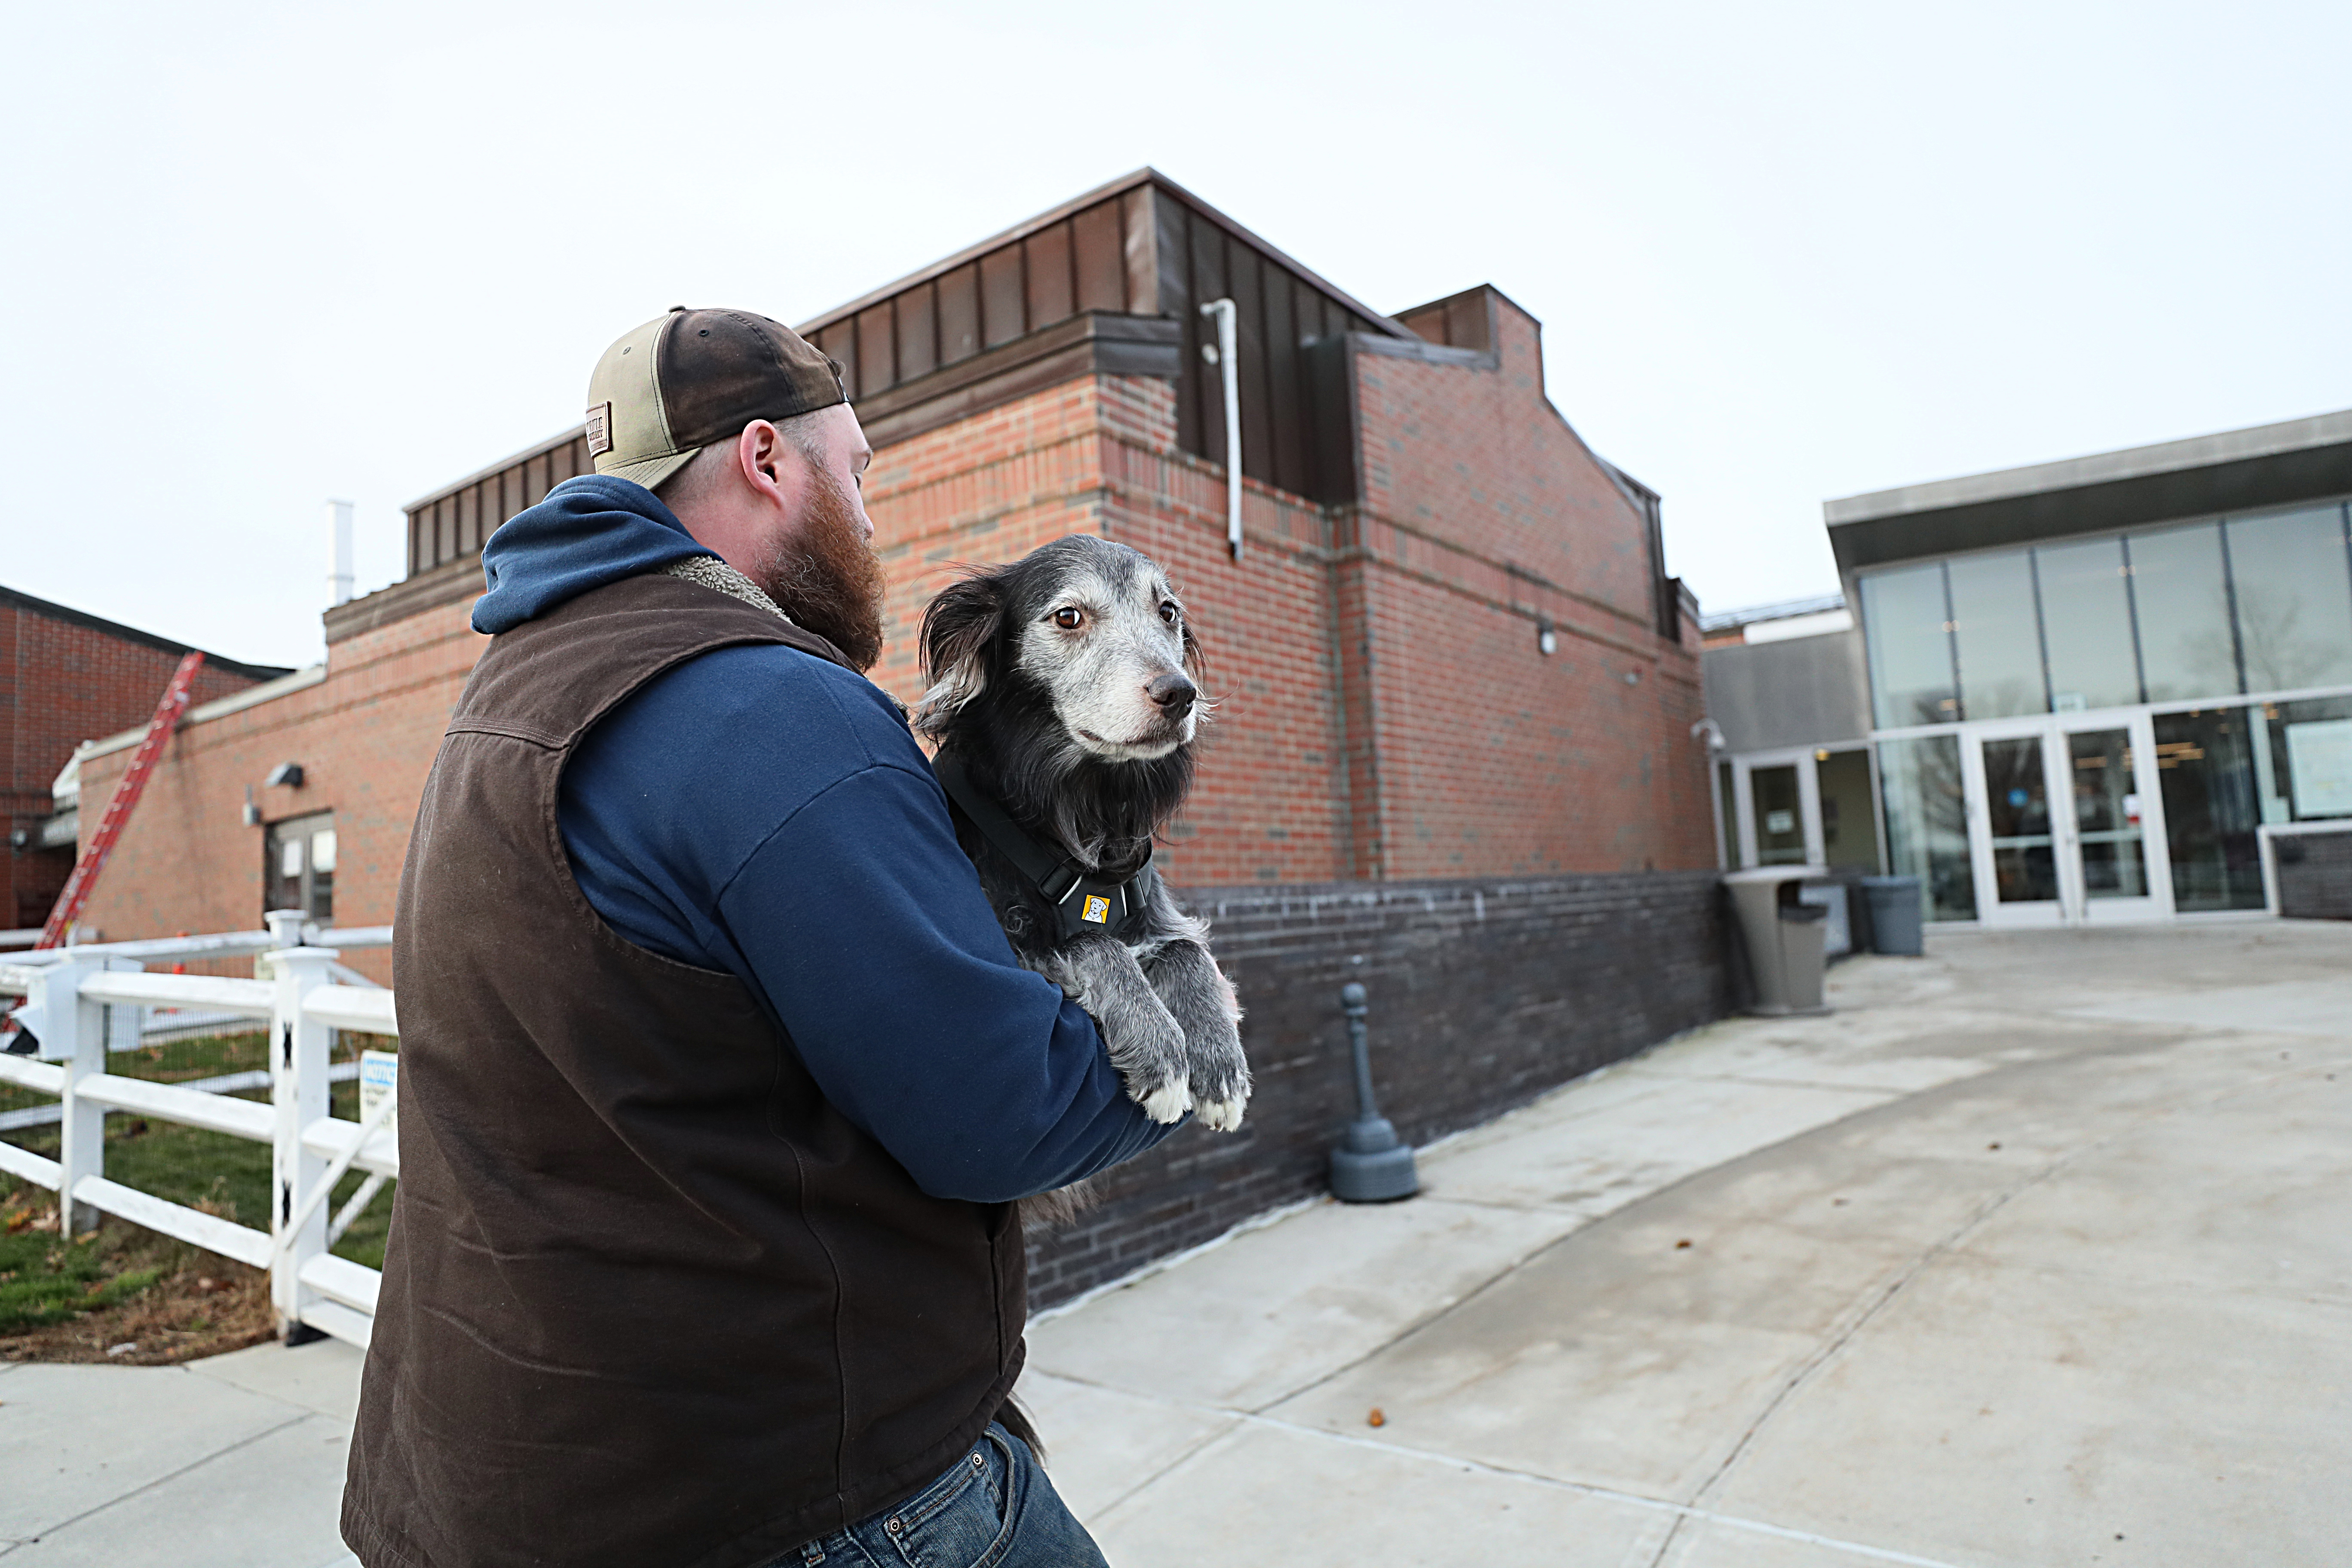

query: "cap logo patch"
xmin=1081 ymin=894 xmax=1112 ymax=925
xmin=585 ymin=401 xmax=613 ymax=457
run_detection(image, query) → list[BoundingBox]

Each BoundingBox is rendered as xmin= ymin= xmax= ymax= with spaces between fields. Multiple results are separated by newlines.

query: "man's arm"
xmin=716 ymin=761 xmax=1174 ymax=1200
xmin=559 ymin=643 xmax=1179 ymax=1202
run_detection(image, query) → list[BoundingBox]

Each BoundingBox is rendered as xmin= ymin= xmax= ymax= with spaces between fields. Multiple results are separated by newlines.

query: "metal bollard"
xmin=1329 ymin=982 xmax=1418 ymax=1203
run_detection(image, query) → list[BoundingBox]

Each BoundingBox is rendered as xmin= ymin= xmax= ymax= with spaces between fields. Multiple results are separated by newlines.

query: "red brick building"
xmin=70 ymin=170 xmax=1711 ymax=959
xmin=3 ymin=587 xmax=288 ymax=933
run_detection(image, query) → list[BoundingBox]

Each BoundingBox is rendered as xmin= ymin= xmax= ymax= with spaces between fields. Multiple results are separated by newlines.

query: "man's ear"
xmin=737 ymin=420 xmax=798 ymax=507
xmin=914 ymin=570 xmax=1004 ymax=738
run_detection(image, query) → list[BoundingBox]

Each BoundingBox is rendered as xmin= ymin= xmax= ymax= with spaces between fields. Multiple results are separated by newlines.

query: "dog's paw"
xmin=1192 ymin=1090 xmax=1249 ymax=1132
xmin=1027 ymin=951 xmax=1090 ymax=1003
xmin=1182 ymin=1011 xmax=1250 ymax=1133
xmin=1135 ymin=1072 xmax=1193 ymax=1124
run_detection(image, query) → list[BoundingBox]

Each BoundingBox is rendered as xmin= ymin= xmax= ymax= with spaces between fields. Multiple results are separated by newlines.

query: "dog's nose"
xmin=1145 ymin=671 xmax=1196 ymax=717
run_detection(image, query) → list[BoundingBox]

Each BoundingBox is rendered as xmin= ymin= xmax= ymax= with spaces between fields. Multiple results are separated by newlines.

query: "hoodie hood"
xmin=472 ymin=475 xmax=717 ymax=634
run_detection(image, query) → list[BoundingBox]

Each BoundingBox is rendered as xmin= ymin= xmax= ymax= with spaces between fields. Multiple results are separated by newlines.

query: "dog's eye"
xmin=1052 ymin=606 xmax=1084 ymax=630
xmin=1158 ymin=602 xmax=1180 ymax=626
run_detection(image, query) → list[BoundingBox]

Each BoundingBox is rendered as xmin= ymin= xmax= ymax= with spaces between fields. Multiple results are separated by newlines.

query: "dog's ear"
xmin=914 ymin=571 xmax=1004 ymax=737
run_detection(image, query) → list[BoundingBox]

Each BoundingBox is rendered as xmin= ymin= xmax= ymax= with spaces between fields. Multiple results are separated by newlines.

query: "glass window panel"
xmin=1877 ymin=734 xmax=1976 ymax=920
xmin=1716 ymin=760 xmax=1738 ymax=868
xmin=1982 ymin=735 xmax=2058 ymax=903
xmin=2155 ymin=707 xmax=2265 ymax=911
xmin=2268 ymin=694 xmax=2352 ymax=819
xmin=2034 ymin=537 xmax=2141 ymax=711
xmin=2066 ymin=728 xmax=2147 ymax=898
xmin=2224 ymin=505 xmax=2352 ymax=694
xmin=1750 ymin=764 xmax=1806 ymax=864
xmin=1859 ymin=564 xmax=1957 ymax=728
xmin=262 ymin=811 xmax=333 ymax=920
xmin=2127 ymin=523 xmax=2239 ymax=701
xmin=1947 ymin=548 xmax=2046 ymax=719
xmin=1816 ymin=748 xmax=1880 ymax=871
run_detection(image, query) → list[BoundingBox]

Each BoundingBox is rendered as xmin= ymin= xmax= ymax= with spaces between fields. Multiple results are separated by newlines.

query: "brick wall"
xmin=65 ymin=283 xmax=1713 ymax=937
xmin=1024 ymin=870 xmax=1732 ymax=1306
xmin=3 ymin=597 xmax=280 ymax=929
xmin=1341 ymin=294 xmax=1715 ymax=879
xmin=2277 ymin=828 xmax=2352 ymax=919
xmin=858 ymin=318 xmax=1713 ymax=887
xmin=59 ymin=313 xmax=1728 ymax=1291
xmin=71 ymin=596 xmax=485 ymax=981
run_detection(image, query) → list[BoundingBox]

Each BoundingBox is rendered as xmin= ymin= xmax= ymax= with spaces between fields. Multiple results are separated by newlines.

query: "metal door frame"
xmin=1729 ymin=748 xmax=1824 ymax=869
xmin=2057 ymin=710 xmax=2171 ymax=925
xmin=1963 ymin=714 xmax=2171 ymax=926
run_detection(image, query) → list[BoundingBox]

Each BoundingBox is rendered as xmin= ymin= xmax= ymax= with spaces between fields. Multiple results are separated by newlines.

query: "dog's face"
xmin=918 ymin=535 xmax=1200 ymax=763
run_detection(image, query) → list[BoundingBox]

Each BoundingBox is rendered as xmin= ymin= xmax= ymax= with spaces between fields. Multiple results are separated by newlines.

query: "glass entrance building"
xmin=1828 ymin=409 xmax=2352 ymax=926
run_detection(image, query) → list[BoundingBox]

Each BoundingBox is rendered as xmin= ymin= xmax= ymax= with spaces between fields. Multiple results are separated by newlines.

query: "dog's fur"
xmin=916 ymin=535 xmax=1252 ymax=1152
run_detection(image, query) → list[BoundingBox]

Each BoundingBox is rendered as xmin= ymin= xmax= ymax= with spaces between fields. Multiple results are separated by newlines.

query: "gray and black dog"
xmin=915 ymin=534 xmax=1251 ymax=1135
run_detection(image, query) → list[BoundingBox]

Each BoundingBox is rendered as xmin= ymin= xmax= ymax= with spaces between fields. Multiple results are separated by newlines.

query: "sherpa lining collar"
xmin=662 ymin=556 xmax=796 ymax=625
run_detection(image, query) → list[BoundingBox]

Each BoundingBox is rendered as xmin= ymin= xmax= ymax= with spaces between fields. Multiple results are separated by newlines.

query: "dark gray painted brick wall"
xmin=2277 ymin=829 xmax=2352 ymax=919
xmin=1024 ymin=870 xmax=1732 ymax=1307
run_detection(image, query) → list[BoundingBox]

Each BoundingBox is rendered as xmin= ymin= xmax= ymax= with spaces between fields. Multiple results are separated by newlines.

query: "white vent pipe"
xmin=328 ymin=500 xmax=355 ymax=606
xmin=1199 ymin=298 xmax=1242 ymax=561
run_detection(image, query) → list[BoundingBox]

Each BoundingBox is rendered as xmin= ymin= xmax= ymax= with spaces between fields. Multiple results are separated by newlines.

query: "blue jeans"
xmin=775 ymin=1423 xmax=1108 ymax=1568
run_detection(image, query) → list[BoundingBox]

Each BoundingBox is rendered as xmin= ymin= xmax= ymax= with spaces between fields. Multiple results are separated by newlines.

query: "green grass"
xmin=1 ymin=1027 xmax=397 ymax=1307
xmin=0 ymin=1228 xmax=166 ymax=1334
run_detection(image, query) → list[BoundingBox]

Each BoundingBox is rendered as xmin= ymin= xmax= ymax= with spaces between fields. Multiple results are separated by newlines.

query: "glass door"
xmin=1966 ymin=719 xmax=2168 ymax=926
xmin=1749 ymin=763 xmax=1810 ymax=865
xmin=1973 ymin=730 xmax=2063 ymax=923
xmin=2058 ymin=719 xmax=2167 ymax=922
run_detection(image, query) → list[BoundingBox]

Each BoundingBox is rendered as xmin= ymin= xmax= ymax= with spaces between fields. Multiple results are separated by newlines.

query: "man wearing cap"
xmin=342 ymin=309 xmax=1173 ymax=1568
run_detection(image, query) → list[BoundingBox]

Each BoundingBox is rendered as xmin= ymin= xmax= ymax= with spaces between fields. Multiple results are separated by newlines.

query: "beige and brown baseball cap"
xmin=583 ymin=306 xmax=848 ymax=490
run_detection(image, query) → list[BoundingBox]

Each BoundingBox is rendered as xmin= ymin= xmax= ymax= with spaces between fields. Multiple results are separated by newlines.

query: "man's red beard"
xmin=750 ymin=465 xmax=887 ymax=672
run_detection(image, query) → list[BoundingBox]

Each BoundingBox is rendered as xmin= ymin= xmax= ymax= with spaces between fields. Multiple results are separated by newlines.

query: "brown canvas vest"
xmin=343 ymin=573 xmax=1025 ymax=1568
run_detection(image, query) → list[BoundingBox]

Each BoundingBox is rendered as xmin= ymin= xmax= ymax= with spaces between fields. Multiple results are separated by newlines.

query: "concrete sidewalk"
xmin=5 ymin=922 xmax=2348 ymax=1566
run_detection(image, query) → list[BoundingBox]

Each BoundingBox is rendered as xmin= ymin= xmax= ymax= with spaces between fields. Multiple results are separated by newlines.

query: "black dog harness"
xmin=931 ymin=752 xmax=1159 ymax=942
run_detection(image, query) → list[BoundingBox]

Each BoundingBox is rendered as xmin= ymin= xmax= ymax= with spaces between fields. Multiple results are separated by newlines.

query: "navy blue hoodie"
xmin=473 ymin=476 xmax=1174 ymax=1202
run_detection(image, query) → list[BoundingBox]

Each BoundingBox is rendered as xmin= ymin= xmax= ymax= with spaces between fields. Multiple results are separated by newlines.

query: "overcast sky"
xmin=7 ymin=0 xmax=2347 ymax=669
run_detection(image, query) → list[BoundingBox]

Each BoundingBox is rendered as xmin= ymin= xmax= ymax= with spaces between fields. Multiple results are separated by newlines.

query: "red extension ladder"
xmin=36 ymin=651 xmax=207 ymax=949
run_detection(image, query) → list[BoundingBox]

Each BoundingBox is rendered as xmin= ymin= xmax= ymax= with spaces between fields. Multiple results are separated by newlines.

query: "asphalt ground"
xmin=3 ymin=921 xmax=2346 ymax=1567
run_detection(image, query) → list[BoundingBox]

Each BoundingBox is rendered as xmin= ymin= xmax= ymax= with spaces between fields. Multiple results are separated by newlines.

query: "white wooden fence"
xmin=0 ymin=912 xmax=397 ymax=1350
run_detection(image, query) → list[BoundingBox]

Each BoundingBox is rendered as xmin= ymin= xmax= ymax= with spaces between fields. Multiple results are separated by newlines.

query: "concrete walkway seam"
xmin=1241 ymin=1412 xmax=1971 ymax=1568
xmin=11 ymin=1409 xmax=317 ymax=1550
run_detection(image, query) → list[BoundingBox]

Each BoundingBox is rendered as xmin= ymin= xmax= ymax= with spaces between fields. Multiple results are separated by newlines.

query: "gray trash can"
xmin=1722 ymin=867 xmax=1832 ymax=1017
xmin=1859 ymin=875 xmax=1924 ymax=956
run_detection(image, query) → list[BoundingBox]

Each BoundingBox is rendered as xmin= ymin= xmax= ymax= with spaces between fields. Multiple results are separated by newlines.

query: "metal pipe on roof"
xmin=1200 ymin=298 xmax=1241 ymax=561
xmin=328 ymin=500 xmax=355 ymax=606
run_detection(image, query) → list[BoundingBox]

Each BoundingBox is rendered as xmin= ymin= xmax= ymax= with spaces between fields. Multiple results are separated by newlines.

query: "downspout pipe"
xmin=1199 ymin=298 xmax=1242 ymax=560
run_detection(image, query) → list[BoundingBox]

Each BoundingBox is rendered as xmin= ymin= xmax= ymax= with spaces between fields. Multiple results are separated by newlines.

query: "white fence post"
xmin=42 ymin=955 xmax=134 ymax=1236
xmin=265 ymin=940 xmax=339 ymax=1341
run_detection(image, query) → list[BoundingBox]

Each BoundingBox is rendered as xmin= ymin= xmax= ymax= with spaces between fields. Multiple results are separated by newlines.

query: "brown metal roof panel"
xmin=1026 ymin=221 xmax=1074 ymax=330
xmin=1072 ymin=201 xmax=1125 ymax=314
xmin=794 ymin=168 xmax=1161 ymax=336
xmin=937 ymin=264 xmax=981 ymax=367
xmin=1147 ymin=169 xmax=1414 ymax=339
xmin=895 ymin=284 xmax=937 ymax=385
xmin=980 ymin=248 xmax=1024 ymax=350
xmin=401 ymin=423 xmax=586 ymax=516
xmin=792 ymin=168 xmax=1415 ymax=344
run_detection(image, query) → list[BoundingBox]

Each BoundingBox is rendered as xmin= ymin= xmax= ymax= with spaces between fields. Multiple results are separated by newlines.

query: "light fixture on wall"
xmin=265 ymin=763 xmax=305 ymax=789
xmin=1537 ymin=617 xmax=1557 ymax=656
xmin=242 ymin=785 xmax=260 ymax=827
